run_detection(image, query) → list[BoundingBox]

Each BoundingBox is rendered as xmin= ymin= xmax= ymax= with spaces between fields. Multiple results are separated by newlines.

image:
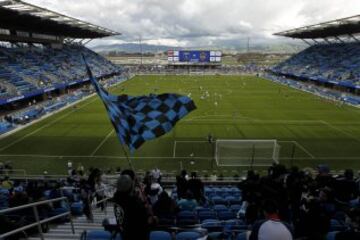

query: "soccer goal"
xmin=215 ymin=139 xmax=280 ymax=167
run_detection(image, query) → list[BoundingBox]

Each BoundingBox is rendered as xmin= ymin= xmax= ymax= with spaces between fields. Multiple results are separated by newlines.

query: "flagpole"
xmin=120 ymin=144 xmax=134 ymax=170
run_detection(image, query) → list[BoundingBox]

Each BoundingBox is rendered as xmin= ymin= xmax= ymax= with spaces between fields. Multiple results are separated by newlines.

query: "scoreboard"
xmin=168 ymin=50 xmax=222 ymax=64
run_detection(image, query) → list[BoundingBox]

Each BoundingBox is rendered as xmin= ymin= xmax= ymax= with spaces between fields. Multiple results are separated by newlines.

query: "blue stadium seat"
xmin=236 ymin=232 xmax=248 ymax=240
xmin=150 ymin=231 xmax=172 ymax=240
xmin=225 ymin=196 xmax=242 ymax=205
xmin=176 ymin=231 xmax=202 ymax=240
xmin=177 ymin=211 xmax=198 ymax=225
xmin=71 ymin=201 xmax=84 ymax=216
xmin=230 ymin=204 xmax=242 ymax=213
xmin=212 ymin=197 xmax=227 ymax=205
xmin=201 ymin=219 xmax=223 ymax=232
xmin=213 ymin=204 xmax=228 ymax=212
xmin=326 ymin=231 xmax=338 ymax=240
xmin=217 ymin=210 xmax=236 ymax=221
xmin=198 ymin=211 xmax=217 ymax=221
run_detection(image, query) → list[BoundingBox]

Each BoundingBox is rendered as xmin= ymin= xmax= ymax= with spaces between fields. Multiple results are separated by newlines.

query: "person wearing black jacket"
xmin=113 ymin=174 xmax=150 ymax=240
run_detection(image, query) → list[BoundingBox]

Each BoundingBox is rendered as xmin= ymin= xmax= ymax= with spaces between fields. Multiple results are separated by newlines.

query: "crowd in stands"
xmin=1 ymin=163 xmax=360 ymax=240
xmin=271 ymin=42 xmax=360 ymax=89
xmin=102 ymin=165 xmax=360 ymax=240
xmin=0 ymin=44 xmax=119 ymax=98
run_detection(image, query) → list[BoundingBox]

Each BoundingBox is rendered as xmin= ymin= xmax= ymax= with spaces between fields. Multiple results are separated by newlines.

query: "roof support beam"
xmin=323 ymin=38 xmax=332 ymax=44
xmin=335 ymin=36 xmax=345 ymax=43
xmin=83 ymin=39 xmax=93 ymax=46
xmin=301 ymin=39 xmax=313 ymax=46
xmin=349 ymin=34 xmax=360 ymax=42
xmin=312 ymin=39 xmax=320 ymax=44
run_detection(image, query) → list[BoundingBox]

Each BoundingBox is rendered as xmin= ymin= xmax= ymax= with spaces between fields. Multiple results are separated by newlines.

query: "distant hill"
xmin=90 ymin=41 xmax=306 ymax=54
xmin=91 ymin=43 xmax=179 ymax=53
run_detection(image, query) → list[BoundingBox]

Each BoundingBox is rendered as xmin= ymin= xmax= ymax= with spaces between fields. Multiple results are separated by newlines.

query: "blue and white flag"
xmin=84 ymin=59 xmax=196 ymax=151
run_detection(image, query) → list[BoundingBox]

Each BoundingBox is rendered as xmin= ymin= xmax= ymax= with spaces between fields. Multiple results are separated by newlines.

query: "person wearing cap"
xmin=113 ymin=175 xmax=150 ymax=240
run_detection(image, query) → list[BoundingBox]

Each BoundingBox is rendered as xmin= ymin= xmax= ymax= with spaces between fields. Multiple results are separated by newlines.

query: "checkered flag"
xmin=84 ymin=59 xmax=196 ymax=151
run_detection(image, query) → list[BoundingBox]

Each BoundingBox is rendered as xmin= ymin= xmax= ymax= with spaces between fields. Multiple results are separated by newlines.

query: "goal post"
xmin=215 ymin=139 xmax=280 ymax=167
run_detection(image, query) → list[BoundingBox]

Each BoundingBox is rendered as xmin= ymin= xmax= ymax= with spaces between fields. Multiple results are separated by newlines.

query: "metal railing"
xmin=0 ymin=197 xmax=75 ymax=240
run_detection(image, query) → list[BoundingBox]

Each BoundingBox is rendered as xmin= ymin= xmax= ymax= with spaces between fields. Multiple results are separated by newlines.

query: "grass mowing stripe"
xmin=320 ymin=120 xmax=360 ymax=142
xmin=2 ymin=75 xmax=360 ymax=173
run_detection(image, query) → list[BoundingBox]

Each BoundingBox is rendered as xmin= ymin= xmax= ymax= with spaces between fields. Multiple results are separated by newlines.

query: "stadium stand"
xmin=1 ymin=165 xmax=360 ymax=240
xmin=0 ymin=45 xmax=120 ymax=100
xmin=0 ymin=42 xmax=126 ymax=135
xmin=272 ymin=15 xmax=360 ymax=100
xmin=271 ymin=42 xmax=360 ymax=89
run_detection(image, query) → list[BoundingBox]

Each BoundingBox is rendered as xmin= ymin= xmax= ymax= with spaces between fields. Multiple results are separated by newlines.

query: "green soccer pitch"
xmin=1 ymin=75 xmax=360 ymax=175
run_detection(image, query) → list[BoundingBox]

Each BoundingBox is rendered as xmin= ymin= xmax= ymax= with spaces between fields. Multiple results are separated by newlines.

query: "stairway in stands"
xmin=29 ymin=205 xmax=113 ymax=240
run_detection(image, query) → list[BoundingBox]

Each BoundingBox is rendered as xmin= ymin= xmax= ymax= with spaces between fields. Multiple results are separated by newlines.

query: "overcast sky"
xmin=25 ymin=0 xmax=360 ymax=47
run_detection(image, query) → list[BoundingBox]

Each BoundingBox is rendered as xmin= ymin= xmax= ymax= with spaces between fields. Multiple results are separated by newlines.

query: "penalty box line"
xmin=173 ymin=140 xmax=316 ymax=160
xmin=279 ymin=140 xmax=315 ymax=159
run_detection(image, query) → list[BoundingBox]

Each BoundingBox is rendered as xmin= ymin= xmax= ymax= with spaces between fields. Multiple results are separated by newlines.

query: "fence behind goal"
xmin=215 ymin=139 xmax=280 ymax=167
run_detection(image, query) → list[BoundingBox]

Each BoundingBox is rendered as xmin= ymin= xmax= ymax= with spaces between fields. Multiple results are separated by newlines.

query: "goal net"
xmin=215 ymin=139 xmax=280 ymax=167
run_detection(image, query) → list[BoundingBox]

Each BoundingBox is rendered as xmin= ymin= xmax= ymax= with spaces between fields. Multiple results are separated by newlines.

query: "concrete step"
xmin=26 ymin=205 xmax=114 ymax=240
xmin=43 ymin=233 xmax=80 ymax=239
xmin=29 ymin=238 xmax=76 ymax=240
xmin=55 ymin=225 xmax=102 ymax=230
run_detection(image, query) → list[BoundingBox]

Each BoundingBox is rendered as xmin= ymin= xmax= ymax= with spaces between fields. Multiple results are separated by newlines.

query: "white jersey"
xmin=258 ymin=220 xmax=292 ymax=240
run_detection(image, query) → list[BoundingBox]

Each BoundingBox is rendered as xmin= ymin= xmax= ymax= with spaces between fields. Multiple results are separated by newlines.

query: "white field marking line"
xmin=0 ymin=98 xmax=98 ymax=152
xmin=186 ymin=114 xmax=360 ymax=125
xmin=172 ymin=141 xmax=177 ymax=158
xmin=0 ymin=153 xmax=359 ymax=161
xmin=184 ymin=116 xmax=332 ymax=124
xmin=91 ymin=129 xmax=115 ymax=156
xmin=280 ymin=140 xmax=315 ymax=159
xmin=319 ymin=120 xmax=360 ymax=142
xmin=0 ymin=154 xmax=213 ymax=160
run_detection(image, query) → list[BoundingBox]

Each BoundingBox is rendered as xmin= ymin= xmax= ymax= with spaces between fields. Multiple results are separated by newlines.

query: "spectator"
xmin=177 ymin=191 xmax=198 ymax=211
xmin=335 ymin=169 xmax=358 ymax=202
xmin=250 ymin=200 xmax=293 ymax=240
xmin=1 ymin=176 xmax=14 ymax=190
xmin=297 ymin=194 xmax=330 ymax=239
xmin=187 ymin=172 xmax=204 ymax=203
xmin=0 ymin=183 xmax=10 ymax=210
xmin=176 ymin=170 xmax=188 ymax=199
xmin=151 ymin=167 xmax=162 ymax=183
xmin=153 ymin=191 xmax=178 ymax=219
xmin=148 ymin=180 xmax=163 ymax=205
xmin=113 ymin=175 xmax=150 ymax=240
xmin=67 ymin=161 xmax=73 ymax=176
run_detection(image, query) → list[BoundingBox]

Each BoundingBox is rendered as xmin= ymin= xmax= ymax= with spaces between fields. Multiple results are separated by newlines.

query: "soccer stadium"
xmin=0 ymin=0 xmax=360 ymax=239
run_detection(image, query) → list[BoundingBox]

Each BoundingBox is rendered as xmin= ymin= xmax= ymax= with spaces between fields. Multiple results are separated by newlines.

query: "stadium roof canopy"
xmin=274 ymin=15 xmax=360 ymax=39
xmin=0 ymin=0 xmax=120 ymax=39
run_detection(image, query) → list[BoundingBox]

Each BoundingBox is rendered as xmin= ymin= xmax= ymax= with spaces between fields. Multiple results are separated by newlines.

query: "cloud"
xmin=24 ymin=0 xmax=360 ymax=47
